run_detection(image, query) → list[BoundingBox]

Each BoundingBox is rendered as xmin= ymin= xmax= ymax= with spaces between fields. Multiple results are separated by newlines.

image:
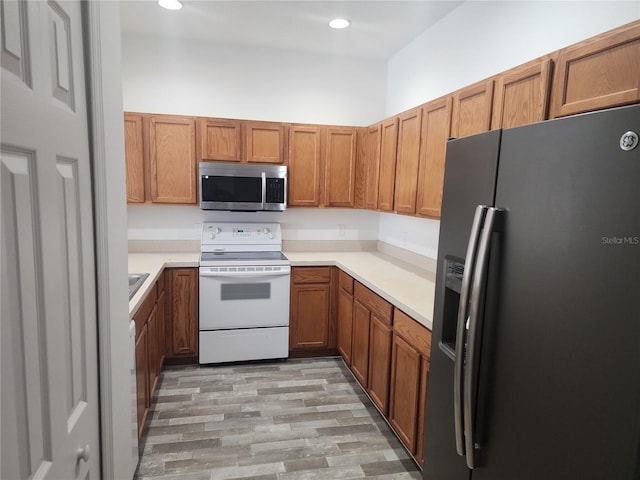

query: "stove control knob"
xmin=268 ymin=233 xmax=275 ymax=239
xmin=209 ymin=232 xmax=215 ymax=239
xmin=262 ymin=227 xmax=271 ymax=234
xmin=214 ymin=227 xmax=222 ymax=234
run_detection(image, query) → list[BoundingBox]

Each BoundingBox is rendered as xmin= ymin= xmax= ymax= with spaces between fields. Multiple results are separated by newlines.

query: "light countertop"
xmin=285 ymin=251 xmax=435 ymax=330
xmin=128 ymin=250 xmax=435 ymax=330
xmin=128 ymin=252 xmax=199 ymax=318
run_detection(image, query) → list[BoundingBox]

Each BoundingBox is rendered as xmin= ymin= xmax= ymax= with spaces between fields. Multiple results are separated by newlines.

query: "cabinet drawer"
xmin=393 ymin=308 xmax=431 ymax=357
xmin=354 ymin=282 xmax=392 ymax=325
xmin=134 ymin=283 xmax=157 ymax=337
xmin=338 ymin=270 xmax=354 ymax=294
xmin=292 ymin=266 xmax=332 ymax=284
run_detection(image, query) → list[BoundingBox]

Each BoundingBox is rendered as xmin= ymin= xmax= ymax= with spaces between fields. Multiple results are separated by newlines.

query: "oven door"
xmin=199 ymin=268 xmax=290 ymax=329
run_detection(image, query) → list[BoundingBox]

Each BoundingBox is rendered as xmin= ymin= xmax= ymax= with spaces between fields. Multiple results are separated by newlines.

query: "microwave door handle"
xmin=261 ymin=172 xmax=266 ymax=210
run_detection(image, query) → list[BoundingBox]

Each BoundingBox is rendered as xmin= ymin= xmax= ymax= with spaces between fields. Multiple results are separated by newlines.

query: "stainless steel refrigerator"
xmin=423 ymin=104 xmax=640 ymax=480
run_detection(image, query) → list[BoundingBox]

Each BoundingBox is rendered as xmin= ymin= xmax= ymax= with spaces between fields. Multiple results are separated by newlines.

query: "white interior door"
xmin=1 ymin=1 xmax=101 ymax=478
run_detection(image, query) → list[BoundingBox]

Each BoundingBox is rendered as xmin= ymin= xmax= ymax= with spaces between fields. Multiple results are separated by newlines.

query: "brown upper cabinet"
xmin=124 ymin=113 xmax=145 ymax=203
xmin=550 ymin=20 xmax=640 ymax=118
xmin=199 ymin=118 xmax=287 ymax=164
xmin=199 ymin=118 xmax=242 ymax=162
xmin=394 ymin=108 xmax=423 ymax=215
xmin=377 ymin=117 xmax=399 ymax=212
xmin=492 ymin=57 xmax=553 ymax=129
xmin=451 ymin=79 xmax=494 ymax=138
xmin=124 ymin=113 xmax=198 ymax=205
xmin=288 ymin=124 xmax=322 ymax=206
xmin=364 ymin=124 xmax=382 ymax=210
xmin=324 ymin=127 xmax=358 ymax=207
xmin=149 ymin=115 xmax=198 ymax=204
xmin=288 ymin=125 xmax=359 ymax=208
xmin=245 ymin=121 xmax=287 ymax=164
xmin=416 ymin=96 xmax=453 ymax=218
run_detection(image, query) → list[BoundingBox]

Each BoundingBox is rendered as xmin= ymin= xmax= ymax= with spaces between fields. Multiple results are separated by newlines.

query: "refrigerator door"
xmin=423 ymin=130 xmax=501 ymax=480
xmin=473 ymin=104 xmax=640 ymax=480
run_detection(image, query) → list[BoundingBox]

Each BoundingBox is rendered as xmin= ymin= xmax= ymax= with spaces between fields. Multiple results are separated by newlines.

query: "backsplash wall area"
xmin=128 ymin=205 xmax=380 ymax=246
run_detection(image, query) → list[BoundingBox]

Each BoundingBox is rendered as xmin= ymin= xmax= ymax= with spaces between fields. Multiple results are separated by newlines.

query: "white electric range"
xmin=198 ymin=222 xmax=291 ymax=364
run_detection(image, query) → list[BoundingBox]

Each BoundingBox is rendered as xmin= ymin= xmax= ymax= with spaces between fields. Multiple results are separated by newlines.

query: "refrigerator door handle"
xmin=454 ymin=205 xmax=488 ymax=457
xmin=464 ymin=207 xmax=503 ymax=469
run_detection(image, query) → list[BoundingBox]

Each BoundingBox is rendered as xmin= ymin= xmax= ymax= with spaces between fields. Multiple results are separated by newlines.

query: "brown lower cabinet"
xmin=350 ymin=299 xmax=371 ymax=386
xmin=336 ymin=271 xmax=354 ymax=363
xmin=290 ymin=267 xmax=333 ymax=351
xmin=135 ymin=323 xmax=148 ymax=438
xmin=389 ymin=308 xmax=432 ymax=465
xmin=368 ymin=313 xmax=393 ymax=416
xmin=134 ymin=274 xmax=161 ymax=439
xmin=134 ymin=267 xmax=198 ymax=440
xmin=166 ymin=268 xmax=199 ymax=358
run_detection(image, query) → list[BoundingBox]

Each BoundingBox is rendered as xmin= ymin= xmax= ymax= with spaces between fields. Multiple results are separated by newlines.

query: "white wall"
xmin=123 ymin=4 xmax=640 ymax=260
xmin=128 ymin=205 xmax=379 ymax=243
xmin=386 ymin=1 xmax=640 ymax=115
xmin=121 ymin=33 xmax=386 ymax=126
xmin=381 ymin=1 xmax=640 ymax=257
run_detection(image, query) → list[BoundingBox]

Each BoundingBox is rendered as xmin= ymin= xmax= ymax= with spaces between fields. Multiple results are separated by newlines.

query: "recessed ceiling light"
xmin=158 ymin=0 xmax=183 ymax=10
xmin=329 ymin=18 xmax=351 ymax=29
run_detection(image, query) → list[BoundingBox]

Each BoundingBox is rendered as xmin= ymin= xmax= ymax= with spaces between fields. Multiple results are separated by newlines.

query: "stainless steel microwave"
xmin=199 ymin=162 xmax=287 ymax=211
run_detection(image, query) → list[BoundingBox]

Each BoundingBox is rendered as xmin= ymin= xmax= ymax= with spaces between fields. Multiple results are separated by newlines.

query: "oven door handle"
xmin=199 ymin=269 xmax=291 ymax=278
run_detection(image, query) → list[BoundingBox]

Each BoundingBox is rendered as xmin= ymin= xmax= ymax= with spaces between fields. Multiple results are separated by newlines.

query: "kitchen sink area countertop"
xmin=128 ymin=252 xmax=199 ymax=318
xmin=128 ymin=249 xmax=436 ymax=330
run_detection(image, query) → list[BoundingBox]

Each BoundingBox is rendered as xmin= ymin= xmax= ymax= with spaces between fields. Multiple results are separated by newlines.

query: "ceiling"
xmin=119 ymin=1 xmax=465 ymax=60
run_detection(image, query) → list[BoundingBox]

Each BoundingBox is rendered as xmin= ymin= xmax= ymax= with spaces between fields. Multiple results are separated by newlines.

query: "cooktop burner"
xmin=200 ymin=250 xmax=289 ymax=266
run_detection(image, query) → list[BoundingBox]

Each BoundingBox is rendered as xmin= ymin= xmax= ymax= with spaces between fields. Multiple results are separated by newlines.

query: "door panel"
xmin=1 ymin=1 xmax=100 ymax=478
xmin=423 ymin=130 xmax=501 ymax=480
xmin=474 ymin=105 xmax=640 ymax=480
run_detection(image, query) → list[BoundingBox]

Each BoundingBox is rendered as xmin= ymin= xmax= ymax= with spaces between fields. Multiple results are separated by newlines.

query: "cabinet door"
xmin=124 ymin=113 xmax=145 ymax=203
xmin=149 ymin=116 xmax=197 ymax=204
xmin=451 ymin=80 xmax=494 ymax=138
xmin=389 ymin=333 xmax=421 ymax=454
xmin=290 ymin=283 xmax=331 ymax=349
xmin=415 ymin=356 xmax=430 ymax=467
xmin=146 ymin=305 xmax=159 ymax=397
xmin=351 ymin=299 xmax=371 ymax=387
xmin=135 ymin=324 xmax=148 ymax=439
xmin=199 ymin=118 xmax=242 ymax=161
xmin=288 ymin=125 xmax=322 ymax=206
xmin=337 ymin=287 xmax=354 ymax=364
xmin=377 ymin=117 xmax=399 ymax=212
xmin=492 ymin=58 xmax=552 ymax=129
xmin=550 ymin=21 xmax=640 ymax=118
xmin=364 ymin=123 xmax=382 ymax=210
xmin=168 ymin=268 xmax=198 ymax=357
xmin=368 ymin=314 xmax=392 ymax=415
xmin=416 ymin=96 xmax=452 ymax=219
xmin=245 ymin=121 xmax=286 ymax=164
xmin=324 ymin=127 xmax=357 ymax=207
xmin=394 ymin=108 xmax=422 ymax=214
xmin=157 ymin=288 xmax=166 ymax=369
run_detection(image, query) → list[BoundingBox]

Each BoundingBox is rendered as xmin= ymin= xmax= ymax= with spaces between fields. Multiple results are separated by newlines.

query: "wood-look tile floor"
xmin=136 ymin=357 xmax=422 ymax=480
